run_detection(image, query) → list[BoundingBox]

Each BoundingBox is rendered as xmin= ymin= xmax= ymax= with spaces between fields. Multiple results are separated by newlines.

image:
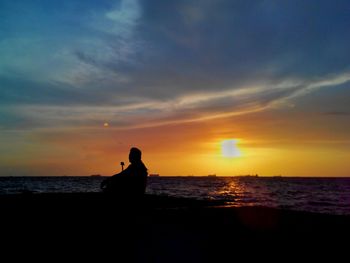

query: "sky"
xmin=1 ymin=0 xmax=350 ymax=176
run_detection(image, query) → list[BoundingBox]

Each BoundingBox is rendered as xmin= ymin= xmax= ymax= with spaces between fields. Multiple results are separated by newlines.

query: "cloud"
xmin=70 ymin=0 xmax=350 ymax=100
xmin=323 ymin=111 xmax=350 ymax=116
xmin=2 ymin=72 xmax=348 ymax=131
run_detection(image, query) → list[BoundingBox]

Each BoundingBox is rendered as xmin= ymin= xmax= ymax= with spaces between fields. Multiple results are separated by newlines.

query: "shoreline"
xmin=1 ymin=192 xmax=349 ymax=260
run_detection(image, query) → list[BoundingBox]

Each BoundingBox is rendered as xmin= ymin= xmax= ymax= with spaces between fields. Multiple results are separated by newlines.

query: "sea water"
xmin=1 ymin=176 xmax=350 ymax=215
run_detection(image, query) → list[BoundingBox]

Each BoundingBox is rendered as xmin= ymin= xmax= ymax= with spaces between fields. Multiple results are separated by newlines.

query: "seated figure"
xmin=101 ymin=147 xmax=148 ymax=196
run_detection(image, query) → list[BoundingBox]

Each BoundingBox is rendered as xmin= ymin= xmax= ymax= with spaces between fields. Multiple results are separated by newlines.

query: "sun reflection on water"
xmin=207 ymin=177 xmax=273 ymax=207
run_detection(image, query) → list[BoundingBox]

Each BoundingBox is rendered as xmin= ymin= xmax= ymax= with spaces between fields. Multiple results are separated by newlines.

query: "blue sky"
xmin=1 ymin=0 xmax=350 ymax=128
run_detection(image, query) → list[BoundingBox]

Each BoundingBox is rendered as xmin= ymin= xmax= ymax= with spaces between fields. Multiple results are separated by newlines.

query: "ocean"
xmin=1 ymin=176 xmax=350 ymax=215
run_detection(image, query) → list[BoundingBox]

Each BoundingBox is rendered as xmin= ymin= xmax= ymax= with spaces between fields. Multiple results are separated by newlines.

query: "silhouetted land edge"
xmin=1 ymin=193 xmax=349 ymax=261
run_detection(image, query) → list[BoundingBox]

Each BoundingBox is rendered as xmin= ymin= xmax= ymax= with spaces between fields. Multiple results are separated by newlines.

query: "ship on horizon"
xmin=236 ymin=174 xmax=259 ymax=178
xmin=90 ymin=174 xmax=102 ymax=177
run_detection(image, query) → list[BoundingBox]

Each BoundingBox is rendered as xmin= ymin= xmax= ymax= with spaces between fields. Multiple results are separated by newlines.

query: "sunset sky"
xmin=1 ymin=0 xmax=350 ymax=176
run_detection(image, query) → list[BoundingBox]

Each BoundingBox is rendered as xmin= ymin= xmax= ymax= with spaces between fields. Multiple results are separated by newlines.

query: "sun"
xmin=221 ymin=139 xmax=241 ymax=158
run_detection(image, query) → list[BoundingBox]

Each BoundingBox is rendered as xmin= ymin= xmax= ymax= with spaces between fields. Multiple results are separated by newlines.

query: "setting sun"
xmin=221 ymin=139 xmax=241 ymax=158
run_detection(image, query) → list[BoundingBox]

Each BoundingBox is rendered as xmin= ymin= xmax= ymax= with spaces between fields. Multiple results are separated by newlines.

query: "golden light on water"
xmin=221 ymin=139 xmax=241 ymax=158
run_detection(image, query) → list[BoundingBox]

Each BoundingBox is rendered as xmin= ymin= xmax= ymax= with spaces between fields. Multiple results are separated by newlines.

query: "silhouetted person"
xmin=101 ymin=147 xmax=148 ymax=196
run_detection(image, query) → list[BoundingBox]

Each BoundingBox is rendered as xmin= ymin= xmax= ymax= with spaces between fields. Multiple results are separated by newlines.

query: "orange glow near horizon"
xmin=3 ymin=110 xmax=350 ymax=177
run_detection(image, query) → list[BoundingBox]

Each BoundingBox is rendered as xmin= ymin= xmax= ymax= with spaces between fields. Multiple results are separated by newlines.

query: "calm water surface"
xmin=1 ymin=176 xmax=349 ymax=215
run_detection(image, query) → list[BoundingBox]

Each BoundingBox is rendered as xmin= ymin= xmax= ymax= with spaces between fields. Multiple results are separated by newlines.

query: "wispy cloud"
xmin=3 ymin=72 xmax=348 ymax=131
xmin=322 ymin=111 xmax=350 ymax=116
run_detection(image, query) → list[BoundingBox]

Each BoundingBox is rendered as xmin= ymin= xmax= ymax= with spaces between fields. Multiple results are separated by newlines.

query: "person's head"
xmin=129 ymin=147 xmax=142 ymax=164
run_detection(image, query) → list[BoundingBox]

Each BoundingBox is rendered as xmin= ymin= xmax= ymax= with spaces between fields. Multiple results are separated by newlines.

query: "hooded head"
xmin=129 ymin=147 xmax=142 ymax=164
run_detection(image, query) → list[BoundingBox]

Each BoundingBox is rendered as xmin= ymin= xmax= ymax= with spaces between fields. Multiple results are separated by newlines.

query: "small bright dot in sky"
xmin=221 ymin=139 xmax=241 ymax=158
xmin=103 ymin=122 xmax=109 ymax=127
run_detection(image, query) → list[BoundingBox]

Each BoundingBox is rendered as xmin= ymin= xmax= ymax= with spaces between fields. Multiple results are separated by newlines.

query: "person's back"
xmin=122 ymin=161 xmax=148 ymax=196
xmin=101 ymin=147 xmax=148 ymax=196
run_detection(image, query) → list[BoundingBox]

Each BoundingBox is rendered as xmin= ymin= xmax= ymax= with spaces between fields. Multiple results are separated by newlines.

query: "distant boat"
xmin=149 ymin=174 xmax=160 ymax=177
xmin=208 ymin=174 xmax=216 ymax=177
xmin=90 ymin=174 xmax=102 ymax=177
xmin=236 ymin=174 xmax=259 ymax=178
